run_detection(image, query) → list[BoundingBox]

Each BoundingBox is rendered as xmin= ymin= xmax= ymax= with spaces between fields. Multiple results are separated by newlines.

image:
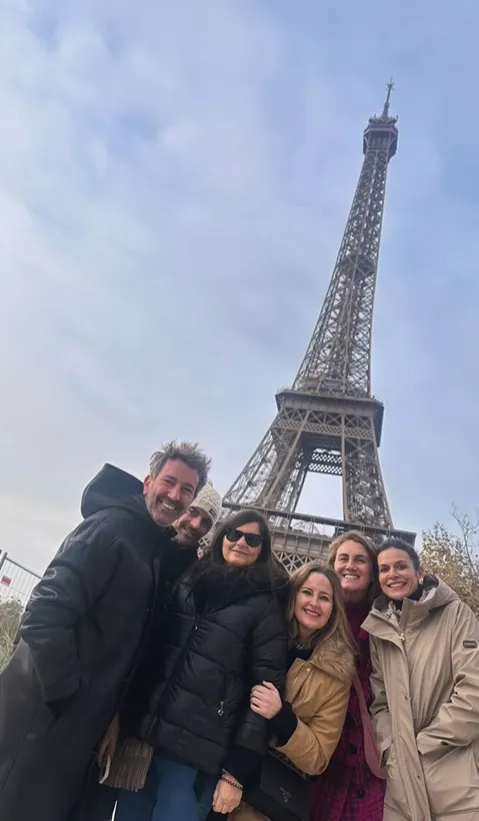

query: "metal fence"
xmin=0 ymin=552 xmax=41 ymax=608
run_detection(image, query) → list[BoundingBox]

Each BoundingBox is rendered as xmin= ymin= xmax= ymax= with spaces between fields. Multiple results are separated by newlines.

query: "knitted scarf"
xmin=105 ymin=738 xmax=154 ymax=791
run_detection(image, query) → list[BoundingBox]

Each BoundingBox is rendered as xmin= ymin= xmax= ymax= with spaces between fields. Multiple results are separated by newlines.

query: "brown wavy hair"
xmin=328 ymin=530 xmax=379 ymax=603
xmin=285 ymin=562 xmax=355 ymax=653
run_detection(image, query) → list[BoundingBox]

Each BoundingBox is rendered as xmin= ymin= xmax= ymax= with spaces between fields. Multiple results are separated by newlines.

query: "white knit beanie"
xmin=193 ymin=482 xmax=222 ymax=527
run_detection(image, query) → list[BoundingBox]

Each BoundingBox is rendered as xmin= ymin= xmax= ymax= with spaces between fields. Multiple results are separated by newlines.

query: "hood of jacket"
xmin=310 ymin=631 xmax=355 ymax=684
xmin=420 ymin=574 xmax=460 ymax=609
xmin=80 ymin=463 xmax=153 ymax=525
xmin=364 ymin=575 xmax=459 ymax=638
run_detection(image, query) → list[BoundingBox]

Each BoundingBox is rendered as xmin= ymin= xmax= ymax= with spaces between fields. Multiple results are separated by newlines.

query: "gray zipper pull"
xmin=218 ymin=701 xmax=224 ymax=716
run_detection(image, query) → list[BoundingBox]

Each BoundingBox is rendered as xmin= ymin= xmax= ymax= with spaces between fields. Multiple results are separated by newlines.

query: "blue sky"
xmin=1 ymin=0 xmax=478 ymax=572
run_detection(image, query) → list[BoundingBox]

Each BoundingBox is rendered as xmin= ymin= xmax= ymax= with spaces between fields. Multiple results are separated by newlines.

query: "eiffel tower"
xmin=223 ymin=83 xmax=415 ymax=571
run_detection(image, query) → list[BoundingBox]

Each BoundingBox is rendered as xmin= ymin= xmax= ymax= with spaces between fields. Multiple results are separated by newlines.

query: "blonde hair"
xmin=286 ymin=562 xmax=355 ymax=654
xmin=328 ymin=530 xmax=379 ymax=602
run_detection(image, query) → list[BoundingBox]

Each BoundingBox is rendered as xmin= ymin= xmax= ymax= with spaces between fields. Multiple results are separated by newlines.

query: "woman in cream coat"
xmin=232 ymin=563 xmax=355 ymax=821
xmin=363 ymin=538 xmax=479 ymax=821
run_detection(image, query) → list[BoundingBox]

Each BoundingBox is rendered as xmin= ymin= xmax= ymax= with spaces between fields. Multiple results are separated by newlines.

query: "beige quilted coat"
xmin=363 ymin=577 xmax=479 ymax=821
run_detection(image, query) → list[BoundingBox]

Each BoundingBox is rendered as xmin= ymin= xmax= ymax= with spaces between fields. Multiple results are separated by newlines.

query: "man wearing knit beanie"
xmin=174 ymin=481 xmax=222 ymax=546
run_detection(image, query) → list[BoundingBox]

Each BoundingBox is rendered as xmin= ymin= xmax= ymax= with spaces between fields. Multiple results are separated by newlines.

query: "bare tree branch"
xmin=422 ymin=510 xmax=479 ymax=616
xmin=451 ymin=505 xmax=478 ymax=576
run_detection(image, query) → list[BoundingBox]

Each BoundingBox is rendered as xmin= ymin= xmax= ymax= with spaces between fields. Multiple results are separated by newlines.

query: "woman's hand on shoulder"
xmin=212 ymin=773 xmax=243 ymax=814
xmin=250 ymin=681 xmax=282 ymax=719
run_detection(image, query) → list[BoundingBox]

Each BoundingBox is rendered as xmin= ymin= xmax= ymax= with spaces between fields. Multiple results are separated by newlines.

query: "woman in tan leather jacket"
xmin=232 ymin=562 xmax=355 ymax=821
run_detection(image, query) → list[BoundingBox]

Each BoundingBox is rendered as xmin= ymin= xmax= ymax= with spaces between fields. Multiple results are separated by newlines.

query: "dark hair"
xmin=377 ymin=537 xmax=421 ymax=570
xmin=209 ymin=509 xmax=272 ymax=567
xmin=149 ymin=441 xmax=210 ymax=491
xmin=328 ymin=529 xmax=380 ymax=602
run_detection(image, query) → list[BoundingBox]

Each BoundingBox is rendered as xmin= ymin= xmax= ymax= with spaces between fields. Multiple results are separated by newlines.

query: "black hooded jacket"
xmin=0 ymin=464 xmax=193 ymax=821
xmin=128 ymin=552 xmax=290 ymax=781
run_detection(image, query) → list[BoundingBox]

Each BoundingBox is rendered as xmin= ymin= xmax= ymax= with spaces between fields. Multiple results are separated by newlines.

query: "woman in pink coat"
xmin=310 ymin=530 xmax=386 ymax=821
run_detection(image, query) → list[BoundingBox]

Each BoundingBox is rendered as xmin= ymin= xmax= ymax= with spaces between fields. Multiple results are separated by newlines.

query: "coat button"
xmin=349 ymin=744 xmax=358 ymax=755
xmin=357 ymin=789 xmax=365 ymax=799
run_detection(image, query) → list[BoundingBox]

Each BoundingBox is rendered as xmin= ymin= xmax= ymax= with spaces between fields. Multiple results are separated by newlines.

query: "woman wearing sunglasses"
xmin=110 ymin=510 xmax=289 ymax=821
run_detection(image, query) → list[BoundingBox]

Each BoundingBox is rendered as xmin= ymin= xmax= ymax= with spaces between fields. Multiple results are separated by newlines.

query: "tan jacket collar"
xmin=307 ymin=632 xmax=355 ymax=683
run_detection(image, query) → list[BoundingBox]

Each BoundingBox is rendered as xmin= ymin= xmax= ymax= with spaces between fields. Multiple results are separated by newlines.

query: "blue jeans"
xmin=115 ymin=751 xmax=217 ymax=821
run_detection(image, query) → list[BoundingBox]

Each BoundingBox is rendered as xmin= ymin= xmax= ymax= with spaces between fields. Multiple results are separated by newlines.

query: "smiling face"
xmin=221 ymin=521 xmax=263 ymax=568
xmin=378 ymin=548 xmax=423 ymax=602
xmin=294 ymin=571 xmax=334 ymax=643
xmin=333 ymin=539 xmax=373 ymax=603
xmin=174 ymin=505 xmax=213 ymax=546
xmin=143 ymin=459 xmax=199 ymax=527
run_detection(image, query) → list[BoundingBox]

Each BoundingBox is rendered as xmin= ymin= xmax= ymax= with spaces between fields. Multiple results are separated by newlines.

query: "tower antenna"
xmin=383 ymin=78 xmax=395 ymax=117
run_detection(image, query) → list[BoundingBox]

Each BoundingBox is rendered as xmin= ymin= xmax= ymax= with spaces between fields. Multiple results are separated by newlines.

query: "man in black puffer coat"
xmin=0 ymin=441 xmax=210 ymax=821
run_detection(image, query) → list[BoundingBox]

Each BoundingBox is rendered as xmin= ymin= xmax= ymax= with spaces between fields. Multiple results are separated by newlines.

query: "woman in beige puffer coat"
xmin=363 ymin=538 xmax=479 ymax=821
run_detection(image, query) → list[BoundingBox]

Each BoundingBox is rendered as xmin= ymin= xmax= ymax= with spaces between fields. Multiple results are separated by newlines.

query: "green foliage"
xmin=421 ymin=509 xmax=479 ymax=617
xmin=0 ymin=597 xmax=23 ymax=672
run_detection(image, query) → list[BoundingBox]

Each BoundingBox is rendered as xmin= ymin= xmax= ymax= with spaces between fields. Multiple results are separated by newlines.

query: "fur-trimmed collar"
xmin=184 ymin=554 xmax=291 ymax=612
xmin=309 ymin=632 xmax=355 ymax=683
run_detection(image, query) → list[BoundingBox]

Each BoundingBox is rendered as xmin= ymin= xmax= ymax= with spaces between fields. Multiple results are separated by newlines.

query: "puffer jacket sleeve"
xmin=416 ymin=600 xmax=479 ymax=756
xmin=234 ymin=596 xmax=288 ymax=754
xmin=21 ymin=518 xmax=122 ymax=704
xmin=275 ymin=675 xmax=351 ymax=776
xmin=369 ymin=636 xmax=393 ymax=766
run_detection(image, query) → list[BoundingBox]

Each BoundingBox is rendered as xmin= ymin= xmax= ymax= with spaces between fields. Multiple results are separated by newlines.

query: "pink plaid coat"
xmin=310 ymin=601 xmax=386 ymax=821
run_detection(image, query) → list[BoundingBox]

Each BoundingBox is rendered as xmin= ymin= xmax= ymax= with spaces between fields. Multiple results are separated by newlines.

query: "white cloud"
xmin=1 ymin=0 xmax=479 ymax=572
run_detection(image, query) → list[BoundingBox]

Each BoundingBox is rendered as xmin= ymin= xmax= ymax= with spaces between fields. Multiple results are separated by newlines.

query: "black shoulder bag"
xmin=244 ymin=748 xmax=309 ymax=821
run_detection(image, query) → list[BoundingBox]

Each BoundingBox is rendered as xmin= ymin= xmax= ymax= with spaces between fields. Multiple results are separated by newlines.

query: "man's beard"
xmin=145 ymin=491 xmax=182 ymax=526
xmin=175 ymin=524 xmax=198 ymax=547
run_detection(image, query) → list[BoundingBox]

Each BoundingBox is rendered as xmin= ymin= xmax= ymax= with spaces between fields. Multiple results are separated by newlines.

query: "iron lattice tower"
xmin=223 ymin=85 xmax=415 ymax=569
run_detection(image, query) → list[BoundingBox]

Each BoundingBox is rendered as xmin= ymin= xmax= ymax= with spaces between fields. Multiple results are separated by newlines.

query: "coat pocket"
xmin=47 ymin=674 xmax=92 ymax=738
xmin=421 ymin=743 xmax=479 ymax=817
xmin=216 ymin=674 xmax=237 ymax=732
xmin=384 ymin=744 xmax=412 ymax=819
xmin=217 ymin=674 xmax=229 ymax=719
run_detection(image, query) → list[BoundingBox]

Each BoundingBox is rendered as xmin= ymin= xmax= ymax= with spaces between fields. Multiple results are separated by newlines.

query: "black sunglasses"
xmin=225 ymin=527 xmax=263 ymax=549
